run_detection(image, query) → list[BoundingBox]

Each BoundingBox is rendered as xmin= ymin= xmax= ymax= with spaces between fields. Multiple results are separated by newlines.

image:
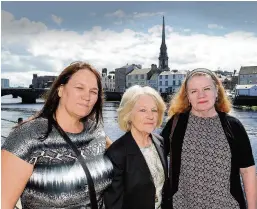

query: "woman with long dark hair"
xmin=2 ymin=62 xmax=113 ymax=209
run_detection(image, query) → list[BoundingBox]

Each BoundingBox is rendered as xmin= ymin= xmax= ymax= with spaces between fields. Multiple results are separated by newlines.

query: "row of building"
xmin=3 ymin=15 xmax=257 ymax=97
xmin=105 ymin=64 xmax=187 ymax=93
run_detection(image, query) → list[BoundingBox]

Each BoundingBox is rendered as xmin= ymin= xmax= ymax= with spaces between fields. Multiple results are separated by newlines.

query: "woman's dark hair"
xmin=33 ymin=61 xmax=104 ymax=139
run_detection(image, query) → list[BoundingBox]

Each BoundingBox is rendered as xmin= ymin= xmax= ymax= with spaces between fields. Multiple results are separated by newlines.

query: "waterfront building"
xmin=238 ymin=66 xmax=257 ymax=85
xmin=32 ymin=74 xmax=57 ymax=88
xmin=1 ymin=78 xmax=10 ymax=88
xmin=115 ymin=64 xmax=141 ymax=92
xmin=126 ymin=68 xmax=151 ymax=88
xmin=101 ymin=68 xmax=115 ymax=92
xmin=158 ymin=70 xmax=187 ymax=93
xmin=235 ymin=84 xmax=257 ymax=96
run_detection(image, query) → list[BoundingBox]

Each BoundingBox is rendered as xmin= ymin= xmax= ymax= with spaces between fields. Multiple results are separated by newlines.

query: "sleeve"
xmin=232 ymin=118 xmax=255 ymax=168
xmin=160 ymin=117 xmax=173 ymax=157
xmin=104 ymin=143 xmax=125 ymax=209
xmin=1 ymin=123 xmax=36 ymax=164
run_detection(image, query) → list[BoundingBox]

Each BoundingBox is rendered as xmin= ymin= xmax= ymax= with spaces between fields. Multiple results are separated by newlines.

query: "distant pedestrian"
xmin=17 ymin=118 xmax=23 ymax=124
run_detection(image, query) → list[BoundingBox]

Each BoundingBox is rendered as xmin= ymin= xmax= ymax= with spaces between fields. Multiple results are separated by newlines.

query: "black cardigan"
xmin=161 ymin=111 xmax=255 ymax=209
xmin=104 ymin=131 xmax=169 ymax=209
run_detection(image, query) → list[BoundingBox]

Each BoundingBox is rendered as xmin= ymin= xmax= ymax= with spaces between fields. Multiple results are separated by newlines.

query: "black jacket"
xmin=104 ymin=131 xmax=169 ymax=209
xmin=161 ymin=111 xmax=255 ymax=209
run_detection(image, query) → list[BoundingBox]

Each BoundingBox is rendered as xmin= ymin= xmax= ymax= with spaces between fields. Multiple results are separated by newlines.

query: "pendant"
xmin=155 ymin=194 xmax=158 ymax=202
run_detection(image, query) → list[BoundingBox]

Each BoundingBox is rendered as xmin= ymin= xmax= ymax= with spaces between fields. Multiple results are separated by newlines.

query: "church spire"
xmin=159 ymin=16 xmax=169 ymax=71
xmin=162 ymin=16 xmax=166 ymax=45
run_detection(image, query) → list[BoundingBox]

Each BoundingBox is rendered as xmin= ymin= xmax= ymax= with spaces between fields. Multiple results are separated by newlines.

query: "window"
xmin=141 ymin=74 xmax=144 ymax=79
xmin=159 ymin=81 xmax=162 ymax=86
xmin=160 ymin=75 xmax=162 ymax=79
xmin=165 ymin=81 xmax=168 ymax=86
xmin=173 ymin=75 xmax=175 ymax=79
xmin=160 ymin=88 xmax=162 ymax=93
xmin=165 ymin=75 xmax=168 ymax=79
xmin=173 ymin=81 xmax=176 ymax=86
xmin=179 ymin=80 xmax=181 ymax=85
xmin=135 ymin=75 xmax=138 ymax=79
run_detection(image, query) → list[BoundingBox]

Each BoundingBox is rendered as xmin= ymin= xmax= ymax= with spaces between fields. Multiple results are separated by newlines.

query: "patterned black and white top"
xmin=140 ymin=142 xmax=165 ymax=209
xmin=2 ymin=117 xmax=113 ymax=209
xmin=173 ymin=112 xmax=240 ymax=209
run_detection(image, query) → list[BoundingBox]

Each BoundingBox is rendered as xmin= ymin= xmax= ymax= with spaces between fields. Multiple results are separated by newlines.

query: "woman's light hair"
xmin=168 ymin=68 xmax=232 ymax=117
xmin=117 ymin=85 xmax=166 ymax=132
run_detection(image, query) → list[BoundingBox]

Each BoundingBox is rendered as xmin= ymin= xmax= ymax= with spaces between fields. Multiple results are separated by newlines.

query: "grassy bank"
xmin=233 ymin=106 xmax=257 ymax=111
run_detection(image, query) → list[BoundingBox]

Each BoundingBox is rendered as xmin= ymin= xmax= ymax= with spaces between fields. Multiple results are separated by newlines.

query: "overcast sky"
xmin=1 ymin=1 xmax=257 ymax=87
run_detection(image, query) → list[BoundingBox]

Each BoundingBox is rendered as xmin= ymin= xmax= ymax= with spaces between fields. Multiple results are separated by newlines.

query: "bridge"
xmin=1 ymin=88 xmax=123 ymax=103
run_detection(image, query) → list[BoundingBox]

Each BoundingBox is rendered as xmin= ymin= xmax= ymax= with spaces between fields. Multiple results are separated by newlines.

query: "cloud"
xmin=105 ymin=10 xmax=165 ymax=19
xmin=208 ymin=24 xmax=224 ymax=29
xmin=51 ymin=14 xmax=62 ymax=25
xmin=2 ymin=10 xmax=257 ymax=87
xmin=114 ymin=20 xmax=123 ymax=25
xmin=90 ymin=12 xmax=96 ymax=16
xmin=183 ymin=29 xmax=191 ymax=32
xmin=2 ymin=10 xmax=47 ymax=36
xmin=132 ymin=12 xmax=165 ymax=18
xmin=105 ymin=10 xmax=126 ymax=18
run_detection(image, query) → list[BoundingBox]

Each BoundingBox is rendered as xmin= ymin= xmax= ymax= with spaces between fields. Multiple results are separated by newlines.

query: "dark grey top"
xmin=173 ymin=112 xmax=240 ymax=209
xmin=2 ymin=117 xmax=113 ymax=209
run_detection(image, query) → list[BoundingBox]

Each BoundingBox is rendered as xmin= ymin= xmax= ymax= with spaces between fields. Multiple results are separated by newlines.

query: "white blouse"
xmin=140 ymin=142 xmax=165 ymax=209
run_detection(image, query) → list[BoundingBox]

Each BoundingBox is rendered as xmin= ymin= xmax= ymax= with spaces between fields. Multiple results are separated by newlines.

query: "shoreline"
xmin=232 ymin=105 xmax=257 ymax=111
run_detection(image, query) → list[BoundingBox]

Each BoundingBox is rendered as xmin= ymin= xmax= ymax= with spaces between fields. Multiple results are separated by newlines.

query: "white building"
xmin=235 ymin=84 xmax=257 ymax=96
xmin=148 ymin=73 xmax=159 ymax=91
xmin=1 ymin=78 xmax=10 ymax=88
xmin=158 ymin=71 xmax=187 ymax=93
xmin=126 ymin=68 xmax=152 ymax=88
xmin=101 ymin=73 xmax=115 ymax=92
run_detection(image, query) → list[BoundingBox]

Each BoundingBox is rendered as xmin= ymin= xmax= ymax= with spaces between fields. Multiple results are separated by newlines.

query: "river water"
xmin=1 ymin=95 xmax=257 ymax=171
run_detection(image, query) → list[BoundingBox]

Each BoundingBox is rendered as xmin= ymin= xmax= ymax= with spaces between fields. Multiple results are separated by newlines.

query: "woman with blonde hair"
xmin=161 ymin=68 xmax=256 ymax=209
xmin=104 ymin=85 xmax=169 ymax=209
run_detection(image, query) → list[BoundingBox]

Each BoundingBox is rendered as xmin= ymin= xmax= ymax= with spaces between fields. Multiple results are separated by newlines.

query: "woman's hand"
xmin=106 ymin=136 xmax=113 ymax=149
xmin=240 ymin=165 xmax=257 ymax=209
xmin=1 ymin=150 xmax=33 ymax=209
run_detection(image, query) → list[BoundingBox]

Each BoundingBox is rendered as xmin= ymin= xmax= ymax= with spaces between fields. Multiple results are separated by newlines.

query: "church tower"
xmin=158 ymin=16 xmax=169 ymax=71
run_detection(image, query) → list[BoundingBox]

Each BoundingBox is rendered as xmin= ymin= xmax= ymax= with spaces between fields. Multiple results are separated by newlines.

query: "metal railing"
xmin=1 ymin=118 xmax=22 ymax=139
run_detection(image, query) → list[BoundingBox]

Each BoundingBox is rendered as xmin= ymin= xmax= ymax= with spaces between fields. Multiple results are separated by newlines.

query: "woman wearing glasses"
xmin=2 ymin=62 xmax=113 ymax=209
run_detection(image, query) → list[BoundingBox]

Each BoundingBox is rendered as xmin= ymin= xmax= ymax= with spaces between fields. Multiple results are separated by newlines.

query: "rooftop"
xmin=235 ymin=84 xmax=257 ymax=89
xmin=239 ymin=66 xmax=257 ymax=75
xmin=149 ymin=73 xmax=159 ymax=80
xmin=127 ymin=68 xmax=151 ymax=75
xmin=159 ymin=70 xmax=187 ymax=75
